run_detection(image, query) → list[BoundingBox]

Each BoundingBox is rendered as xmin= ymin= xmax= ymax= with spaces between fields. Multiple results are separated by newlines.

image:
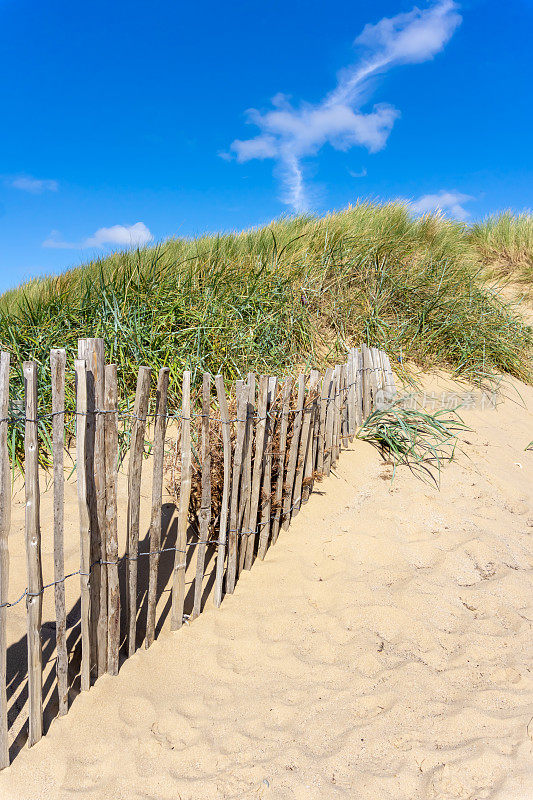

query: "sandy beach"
xmin=0 ymin=372 xmax=532 ymax=800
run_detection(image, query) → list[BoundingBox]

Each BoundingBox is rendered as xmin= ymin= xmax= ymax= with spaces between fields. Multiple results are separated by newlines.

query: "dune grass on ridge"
xmin=0 ymin=201 xmax=531 ymax=465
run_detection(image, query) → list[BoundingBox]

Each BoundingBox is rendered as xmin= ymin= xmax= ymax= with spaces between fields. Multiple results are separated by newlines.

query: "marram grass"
xmin=0 ymin=201 xmax=531 ymax=465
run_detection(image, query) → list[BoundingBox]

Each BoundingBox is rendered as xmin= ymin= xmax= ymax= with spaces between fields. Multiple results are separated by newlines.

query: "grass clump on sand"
xmin=357 ymin=405 xmax=468 ymax=485
xmin=0 ymin=201 xmax=531 ymax=464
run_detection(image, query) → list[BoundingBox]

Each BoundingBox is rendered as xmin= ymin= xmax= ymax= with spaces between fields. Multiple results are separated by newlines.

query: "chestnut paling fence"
xmin=0 ymin=339 xmax=395 ymax=768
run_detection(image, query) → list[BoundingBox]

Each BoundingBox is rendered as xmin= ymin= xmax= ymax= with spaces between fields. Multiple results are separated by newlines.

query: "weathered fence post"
xmin=75 ymin=359 xmax=91 ymax=691
xmin=226 ymin=381 xmax=246 ymax=593
xmin=238 ymin=374 xmax=255 ymax=575
xmin=24 ymin=361 xmax=43 ymax=747
xmin=317 ymin=368 xmax=332 ymax=477
xmin=244 ymin=375 xmax=268 ymax=570
xmin=270 ymin=377 xmax=291 ymax=546
xmin=192 ymin=373 xmax=212 ymax=619
xmin=77 ymin=338 xmax=107 ymax=677
xmin=213 ymin=375 xmax=232 ymax=607
xmin=126 ymin=366 xmax=151 ymax=654
xmin=0 ymin=352 xmax=10 ymax=768
xmin=50 ymin=349 xmax=68 ymax=715
xmin=171 ymin=371 xmax=192 ymax=629
xmin=104 ymin=364 xmax=120 ymax=673
xmin=257 ymin=376 xmax=278 ymax=560
xmin=283 ymin=374 xmax=305 ymax=529
xmin=302 ymin=369 xmax=320 ymax=503
xmin=146 ymin=367 xmax=170 ymax=647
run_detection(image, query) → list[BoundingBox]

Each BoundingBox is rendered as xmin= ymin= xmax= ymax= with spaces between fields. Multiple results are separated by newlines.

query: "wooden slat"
xmin=293 ymin=371 xmax=319 ymax=514
xmin=316 ymin=368 xmax=332 ymax=477
xmin=382 ymin=352 xmax=396 ymax=405
xmin=75 ymin=359 xmax=91 ymax=692
xmin=281 ymin=374 xmax=305 ymax=531
xmin=348 ymin=349 xmax=356 ymax=439
xmin=171 ymin=371 xmax=192 ymax=628
xmin=213 ymin=375 xmax=232 ymax=607
xmin=340 ymin=362 xmax=349 ymax=448
xmin=77 ymin=338 xmax=107 ymax=677
xmin=192 ymin=373 xmax=211 ymax=620
xmin=145 ymin=367 xmax=169 ymax=648
xmin=50 ymin=349 xmax=68 ymax=715
xmin=244 ymin=375 xmax=268 ymax=570
xmin=23 ymin=361 xmax=43 ymax=747
xmin=270 ymin=377 xmax=291 ymax=546
xmin=226 ymin=381 xmax=246 ymax=593
xmin=355 ymin=348 xmax=363 ymax=428
xmin=0 ymin=352 xmax=10 ymax=769
xmin=104 ymin=365 xmax=120 ymax=673
xmin=302 ymin=369 xmax=320 ymax=504
xmin=371 ymin=347 xmax=384 ymax=408
xmin=126 ymin=366 xmax=151 ymax=654
xmin=257 ymin=377 xmax=278 ymax=560
xmin=238 ymin=374 xmax=255 ymax=575
xmin=361 ymin=344 xmax=373 ymax=419
xmin=323 ymin=367 xmax=336 ymax=476
xmin=329 ymin=366 xmax=338 ymax=466
xmin=367 ymin=347 xmax=379 ymax=412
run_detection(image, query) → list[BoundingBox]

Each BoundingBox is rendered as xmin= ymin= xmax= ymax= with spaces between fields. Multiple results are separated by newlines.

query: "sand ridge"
xmin=0 ymin=374 xmax=532 ymax=799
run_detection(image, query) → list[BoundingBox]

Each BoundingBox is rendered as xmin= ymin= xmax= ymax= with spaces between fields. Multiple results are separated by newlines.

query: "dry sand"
xmin=0 ymin=373 xmax=532 ymax=799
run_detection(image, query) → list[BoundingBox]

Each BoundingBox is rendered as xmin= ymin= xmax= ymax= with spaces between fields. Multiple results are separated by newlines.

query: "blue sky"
xmin=0 ymin=0 xmax=531 ymax=292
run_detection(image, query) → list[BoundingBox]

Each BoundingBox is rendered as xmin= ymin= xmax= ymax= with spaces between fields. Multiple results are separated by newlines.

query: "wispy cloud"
xmin=43 ymin=222 xmax=153 ymax=249
xmin=348 ymin=167 xmax=367 ymax=178
xmin=7 ymin=175 xmax=59 ymax=193
xmin=405 ymin=189 xmax=474 ymax=220
xmin=227 ymin=1 xmax=461 ymax=211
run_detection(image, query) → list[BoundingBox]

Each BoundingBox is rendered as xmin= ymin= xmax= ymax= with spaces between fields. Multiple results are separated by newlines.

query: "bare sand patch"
xmin=0 ymin=374 xmax=532 ymax=799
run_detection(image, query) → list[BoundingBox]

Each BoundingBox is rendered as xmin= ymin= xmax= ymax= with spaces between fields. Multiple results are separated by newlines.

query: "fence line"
xmin=0 ymin=341 xmax=395 ymax=767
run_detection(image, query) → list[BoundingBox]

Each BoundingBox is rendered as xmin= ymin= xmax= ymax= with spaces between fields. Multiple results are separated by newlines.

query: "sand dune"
xmin=1 ymin=373 xmax=532 ymax=799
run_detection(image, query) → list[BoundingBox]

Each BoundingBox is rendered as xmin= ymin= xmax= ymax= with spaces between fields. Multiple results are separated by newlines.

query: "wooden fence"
xmin=0 ymin=339 xmax=395 ymax=768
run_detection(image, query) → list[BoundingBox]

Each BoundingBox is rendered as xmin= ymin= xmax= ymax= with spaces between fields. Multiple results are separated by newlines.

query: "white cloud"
xmin=348 ymin=167 xmax=367 ymax=178
xmin=227 ymin=1 xmax=461 ymax=211
xmin=405 ymin=190 xmax=474 ymax=220
xmin=8 ymin=175 xmax=59 ymax=193
xmin=43 ymin=222 xmax=153 ymax=249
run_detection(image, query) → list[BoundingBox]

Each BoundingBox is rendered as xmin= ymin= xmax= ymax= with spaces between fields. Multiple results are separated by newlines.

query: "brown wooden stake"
xmin=348 ymin=349 xmax=356 ymax=439
xmin=23 ymin=362 xmax=43 ymax=747
xmin=317 ymin=368 xmax=333 ymax=477
xmin=226 ymin=381 xmax=246 ymax=593
xmin=270 ymin=377 xmax=291 ymax=546
xmin=77 ymin=338 xmax=107 ymax=677
xmin=213 ymin=375 xmax=232 ymax=607
xmin=126 ymin=366 xmax=151 ymax=654
xmin=244 ymin=375 xmax=268 ymax=570
xmin=371 ymin=347 xmax=383 ymax=409
xmin=329 ymin=366 xmax=338 ymax=466
xmin=50 ymin=349 xmax=68 ymax=715
xmin=340 ymin=362 xmax=349 ymax=448
xmin=145 ymin=367 xmax=169 ymax=648
xmin=282 ymin=374 xmax=305 ymax=530
xmin=75 ymin=360 xmax=91 ymax=692
xmin=293 ymin=371 xmax=319 ymax=514
xmin=257 ymin=377 xmax=278 ymax=560
xmin=382 ymin=352 xmax=396 ymax=405
xmin=192 ymin=373 xmax=211 ymax=620
xmin=238 ymin=374 xmax=255 ymax=574
xmin=0 ymin=352 xmax=10 ymax=769
xmin=104 ymin=365 xmax=120 ymax=673
xmin=302 ymin=369 xmax=320 ymax=503
xmin=361 ymin=344 xmax=373 ymax=420
xmin=354 ymin=348 xmax=363 ymax=428
xmin=325 ymin=366 xmax=339 ymax=471
xmin=170 ymin=371 xmax=192 ymax=629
